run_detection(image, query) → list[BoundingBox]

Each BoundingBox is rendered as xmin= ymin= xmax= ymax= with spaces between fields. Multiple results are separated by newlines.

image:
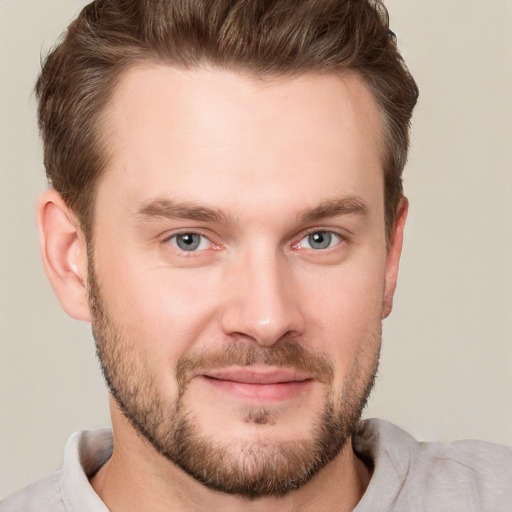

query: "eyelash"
xmin=163 ymin=228 xmax=345 ymax=255
xmin=293 ymin=230 xmax=344 ymax=251
xmin=164 ymin=231 xmax=218 ymax=254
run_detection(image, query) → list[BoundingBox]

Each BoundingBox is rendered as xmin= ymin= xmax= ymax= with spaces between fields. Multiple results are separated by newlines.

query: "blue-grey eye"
xmin=300 ymin=231 xmax=340 ymax=250
xmin=170 ymin=233 xmax=209 ymax=251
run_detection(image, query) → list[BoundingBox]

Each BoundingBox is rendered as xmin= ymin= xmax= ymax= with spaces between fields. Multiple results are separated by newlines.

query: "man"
xmin=1 ymin=0 xmax=510 ymax=510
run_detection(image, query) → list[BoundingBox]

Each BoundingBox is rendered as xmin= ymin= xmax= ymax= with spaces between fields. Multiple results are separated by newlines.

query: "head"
xmin=36 ymin=0 xmax=417 ymax=500
xmin=36 ymin=0 xmax=417 ymax=243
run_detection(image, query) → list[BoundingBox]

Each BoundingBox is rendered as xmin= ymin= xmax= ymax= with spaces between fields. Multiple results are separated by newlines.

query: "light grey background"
xmin=1 ymin=0 xmax=511 ymax=499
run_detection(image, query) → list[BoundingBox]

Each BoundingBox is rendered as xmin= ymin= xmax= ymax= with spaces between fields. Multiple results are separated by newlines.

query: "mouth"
xmin=199 ymin=368 xmax=315 ymax=403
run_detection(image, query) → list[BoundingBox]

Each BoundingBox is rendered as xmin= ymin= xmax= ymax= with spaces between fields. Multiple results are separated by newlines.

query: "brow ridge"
xmin=298 ymin=197 xmax=368 ymax=224
xmin=134 ymin=195 xmax=368 ymax=226
xmin=135 ymin=198 xmax=228 ymax=223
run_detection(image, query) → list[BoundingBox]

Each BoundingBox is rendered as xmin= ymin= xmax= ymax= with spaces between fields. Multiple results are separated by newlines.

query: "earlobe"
xmin=37 ymin=189 xmax=91 ymax=322
xmin=382 ymin=197 xmax=408 ymax=319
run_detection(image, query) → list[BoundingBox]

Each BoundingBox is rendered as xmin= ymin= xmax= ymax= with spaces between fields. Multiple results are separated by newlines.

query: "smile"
xmin=199 ymin=368 xmax=315 ymax=402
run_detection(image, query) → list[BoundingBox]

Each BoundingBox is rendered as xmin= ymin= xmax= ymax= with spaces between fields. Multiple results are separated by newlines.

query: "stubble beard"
xmin=88 ymin=257 xmax=381 ymax=499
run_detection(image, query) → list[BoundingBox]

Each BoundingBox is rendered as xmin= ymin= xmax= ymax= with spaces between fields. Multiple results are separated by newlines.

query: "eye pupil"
xmin=176 ymin=233 xmax=201 ymax=251
xmin=308 ymin=232 xmax=332 ymax=250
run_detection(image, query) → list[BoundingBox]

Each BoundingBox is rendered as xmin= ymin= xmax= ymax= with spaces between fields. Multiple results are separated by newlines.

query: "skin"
xmin=37 ymin=66 xmax=407 ymax=512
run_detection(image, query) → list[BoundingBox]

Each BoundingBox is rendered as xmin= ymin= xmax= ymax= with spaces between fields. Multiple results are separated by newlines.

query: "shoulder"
xmin=354 ymin=419 xmax=512 ymax=512
xmin=0 ymin=472 xmax=64 ymax=512
xmin=416 ymin=431 xmax=512 ymax=473
xmin=410 ymin=431 xmax=512 ymax=508
xmin=0 ymin=428 xmax=112 ymax=512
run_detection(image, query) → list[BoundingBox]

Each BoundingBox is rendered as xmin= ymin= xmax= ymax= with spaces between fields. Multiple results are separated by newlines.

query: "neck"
xmin=91 ymin=403 xmax=371 ymax=512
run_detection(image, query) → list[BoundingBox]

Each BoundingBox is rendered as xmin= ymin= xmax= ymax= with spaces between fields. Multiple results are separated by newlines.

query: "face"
xmin=88 ymin=66 xmax=398 ymax=497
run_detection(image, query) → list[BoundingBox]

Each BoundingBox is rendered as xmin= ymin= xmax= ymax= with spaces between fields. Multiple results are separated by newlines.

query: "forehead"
xmin=97 ymin=65 xmax=384 ymax=223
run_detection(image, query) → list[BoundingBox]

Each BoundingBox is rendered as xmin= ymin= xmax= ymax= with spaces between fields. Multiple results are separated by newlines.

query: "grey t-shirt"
xmin=1 ymin=419 xmax=511 ymax=511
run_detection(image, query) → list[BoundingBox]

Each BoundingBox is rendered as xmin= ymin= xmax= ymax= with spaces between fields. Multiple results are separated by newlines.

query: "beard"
xmin=88 ymin=257 xmax=381 ymax=499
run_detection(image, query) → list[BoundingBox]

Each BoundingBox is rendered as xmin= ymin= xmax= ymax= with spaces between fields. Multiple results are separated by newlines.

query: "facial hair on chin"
xmin=87 ymin=255 xmax=381 ymax=499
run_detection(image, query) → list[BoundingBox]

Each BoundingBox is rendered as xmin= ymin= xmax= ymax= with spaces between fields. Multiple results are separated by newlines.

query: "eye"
xmin=297 ymin=231 xmax=341 ymax=250
xmin=168 ymin=233 xmax=211 ymax=252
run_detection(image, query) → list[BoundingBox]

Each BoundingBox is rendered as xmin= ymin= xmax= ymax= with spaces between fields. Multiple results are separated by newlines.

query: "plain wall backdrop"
xmin=1 ymin=0 xmax=511 ymax=499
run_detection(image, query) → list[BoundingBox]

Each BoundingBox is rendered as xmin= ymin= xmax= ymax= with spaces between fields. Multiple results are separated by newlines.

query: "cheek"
xmin=310 ymin=259 xmax=385 ymax=325
xmin=93 ymin=244 xmax=224 ymax=363
xmin=301 ymin=256 xmax=385 ymax=368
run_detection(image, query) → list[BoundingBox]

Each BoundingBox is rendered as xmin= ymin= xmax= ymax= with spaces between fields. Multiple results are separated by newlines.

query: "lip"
xmin=199 ymin=367 xmax=315 ymax=402
xmin=204 ymin=367 xmax=313 ymax=384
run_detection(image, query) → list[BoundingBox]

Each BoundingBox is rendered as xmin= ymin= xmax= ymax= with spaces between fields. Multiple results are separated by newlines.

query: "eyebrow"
xmin=298 ymin=197 xmax=368 ymax=223
xmin=134 ymin=196 xmax=368 ymax=225
xmin=135 ymin=198 xmax=228 ymax=223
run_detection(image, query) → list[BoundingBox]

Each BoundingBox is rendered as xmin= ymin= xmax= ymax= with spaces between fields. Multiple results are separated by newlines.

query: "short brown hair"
xmin=35 ymin=0 xmax=418 ymax=240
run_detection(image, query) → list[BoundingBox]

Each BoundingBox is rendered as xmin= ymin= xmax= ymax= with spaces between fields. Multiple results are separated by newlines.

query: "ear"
xmin=382 ymin=197 xmax=408 ymax=319
xmin=37 ymin=189 xmax=91 ymax=322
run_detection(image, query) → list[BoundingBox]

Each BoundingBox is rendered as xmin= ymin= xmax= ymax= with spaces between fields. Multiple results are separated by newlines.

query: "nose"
xmin=220 ymin=248 xmax=305 ymax=347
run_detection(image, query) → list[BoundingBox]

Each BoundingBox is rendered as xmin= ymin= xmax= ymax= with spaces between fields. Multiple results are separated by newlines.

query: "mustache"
xmin=175 ymin=341 xmax=334 ymax=394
